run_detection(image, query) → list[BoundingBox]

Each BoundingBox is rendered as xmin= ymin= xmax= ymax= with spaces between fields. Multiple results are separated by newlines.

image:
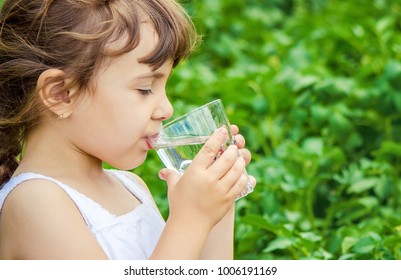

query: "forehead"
xmin=97 ymin=22 xmax=159 ymax=74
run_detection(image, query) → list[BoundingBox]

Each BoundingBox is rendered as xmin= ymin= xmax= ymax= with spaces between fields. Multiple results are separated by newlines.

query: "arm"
xmin=199 ymin=126 xmax=255 ymax=260
xmin=150 ymin=213 xmax=212 ymax=259
xmin=0 ymin=180 xmax=108 ymax=260
xmin=128 ymin=172 xmax=212 ymax=259
xmin=150 ymin=127 xmax=246 ymax=259
xmin=200 ymin=206 xmax=235 ymax=260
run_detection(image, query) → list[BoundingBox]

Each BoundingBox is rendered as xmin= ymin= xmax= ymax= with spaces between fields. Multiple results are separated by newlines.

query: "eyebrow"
xmin=135 ymin=69 xmax=173 ymax=80
xmin=136 ymin=72 xmax=164 ymax=80
xmin=136 ymin=72 xmax=165 ymax=79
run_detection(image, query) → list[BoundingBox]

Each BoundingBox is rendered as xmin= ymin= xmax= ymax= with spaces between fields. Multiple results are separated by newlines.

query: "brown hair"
xmin=0 ymin=0 xmax=199 ymax=187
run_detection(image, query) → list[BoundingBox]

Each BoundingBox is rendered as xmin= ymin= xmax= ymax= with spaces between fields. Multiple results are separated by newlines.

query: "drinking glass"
xmin=149 ymin=99 xmax=254 ymax=199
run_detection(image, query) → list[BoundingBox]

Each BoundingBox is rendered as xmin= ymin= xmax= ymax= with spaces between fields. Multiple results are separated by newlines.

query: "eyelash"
xmin=138 ymin=89 xmax=153 ymax=95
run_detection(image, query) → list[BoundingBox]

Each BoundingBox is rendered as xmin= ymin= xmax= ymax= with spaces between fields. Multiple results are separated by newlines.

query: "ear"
xmin=37 ymin=69 xmax=74 ymax=119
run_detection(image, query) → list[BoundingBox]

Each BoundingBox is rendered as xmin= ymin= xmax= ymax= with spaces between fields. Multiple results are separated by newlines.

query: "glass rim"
xmin=162 ymin=99 xmax=224 ymax=128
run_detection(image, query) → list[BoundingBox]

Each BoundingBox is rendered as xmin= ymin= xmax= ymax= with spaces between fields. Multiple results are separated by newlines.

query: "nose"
xmin=153 ymin=95 xmax=173 ymax=121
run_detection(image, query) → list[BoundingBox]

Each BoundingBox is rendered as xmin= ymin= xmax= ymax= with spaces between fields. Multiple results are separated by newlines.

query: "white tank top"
xmin=0 ymin=169 xmax=165 ymax=260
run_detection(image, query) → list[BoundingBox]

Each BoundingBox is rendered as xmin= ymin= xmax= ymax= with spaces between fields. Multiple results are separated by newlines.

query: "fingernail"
xmin=158 ymin=170 xmax=166 ymax=180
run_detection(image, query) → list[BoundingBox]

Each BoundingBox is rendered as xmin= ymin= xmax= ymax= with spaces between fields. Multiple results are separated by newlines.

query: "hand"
xmin=230 ymin=124 xmax=257 ymax=187
xmin=158 ymin=127 xmax=248 ymax=230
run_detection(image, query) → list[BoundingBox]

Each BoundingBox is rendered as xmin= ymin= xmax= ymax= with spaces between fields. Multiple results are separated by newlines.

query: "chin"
xmin=109 ymin=152 xmax=148 ymax=171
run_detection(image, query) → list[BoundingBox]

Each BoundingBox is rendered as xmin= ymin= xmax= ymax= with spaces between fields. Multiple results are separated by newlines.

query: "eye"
xmin=137 ymin=89 xmax=153 ymax=95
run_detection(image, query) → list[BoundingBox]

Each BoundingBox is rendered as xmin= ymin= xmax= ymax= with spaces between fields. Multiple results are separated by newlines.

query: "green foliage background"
xmin=2 ymin=0 xmax=401 ymax=259
xmin=153 ymin=0 xmax=401 ymax=260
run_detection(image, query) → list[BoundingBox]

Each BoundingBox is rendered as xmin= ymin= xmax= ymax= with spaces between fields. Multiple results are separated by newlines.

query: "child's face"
xmin=66 ymin=24 xmax=174 ymax=170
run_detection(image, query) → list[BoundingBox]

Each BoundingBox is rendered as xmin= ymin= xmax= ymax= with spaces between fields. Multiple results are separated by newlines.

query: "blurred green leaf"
xmin=263 ymin=237 xmax=294 ymax=253
xmin=348 ymin=178 xmax=380 ymax=194
xmin=352 ymin=237 xmax=376 ymax=255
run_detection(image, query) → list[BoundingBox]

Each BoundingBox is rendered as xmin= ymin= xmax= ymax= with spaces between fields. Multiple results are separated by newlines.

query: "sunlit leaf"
xmin=352 ymin=237 xmax=376 ymax=255
xmin=263 ymin=237 xmax=294 ymax=253
xmin=347 ymin=178 xmax=380 ymax=194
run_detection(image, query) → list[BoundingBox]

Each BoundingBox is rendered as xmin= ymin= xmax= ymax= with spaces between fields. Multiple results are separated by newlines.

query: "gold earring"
xmin=57 ymin=114 xmax=64 ymax=120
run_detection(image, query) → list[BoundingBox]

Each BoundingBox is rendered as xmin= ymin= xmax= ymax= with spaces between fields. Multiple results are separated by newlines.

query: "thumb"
xmin=158 ymin=168 xmax=181 ymax=186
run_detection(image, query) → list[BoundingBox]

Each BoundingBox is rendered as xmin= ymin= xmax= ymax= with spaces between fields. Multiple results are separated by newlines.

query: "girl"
xmin=0 ymin=0 xmax=255 ymax=259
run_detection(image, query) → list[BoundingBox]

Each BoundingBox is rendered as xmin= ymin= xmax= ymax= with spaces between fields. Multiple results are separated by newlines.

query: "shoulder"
xmin=1 ymin=178 xmax=80 ymax=216
xmin=0 ymin=179 xmax=106 ymax=259
xmin=1 ymin=178 xmax=76 ymax=218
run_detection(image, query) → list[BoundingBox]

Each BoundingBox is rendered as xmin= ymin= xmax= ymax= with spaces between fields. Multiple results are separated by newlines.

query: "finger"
xmin=191 ymin=127 xmax=229 ymax=168
xmin=227 ymin=172 xmax=249 ymax=200
xmin=230 ymin=124 xmax=239 ymax=136
xmin=217 ymin=156 xmax=245 ymax=190
xmin=238 ymin=148 xmax=251 ymax=166
xmin=209 ymin=144 xmax=240 ymax=178
xmin=249 ymin=175 xmax=257 ymax=188
xmin=234 ymin=134 xmax=245 ymax=149
xmin=158 ymin=168 xmax=181 ymax=187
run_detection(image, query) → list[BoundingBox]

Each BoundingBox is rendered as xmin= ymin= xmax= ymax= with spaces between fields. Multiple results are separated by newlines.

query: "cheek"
xmin=72 ymin=127 xmax=146 ymax=170
xmin=72 ymin=94 xmax=134 ymax=140
xmin=92 ymin=119 xmax=147 ymax=158
xmin=68 ymin=91 xmax=151 ymax=166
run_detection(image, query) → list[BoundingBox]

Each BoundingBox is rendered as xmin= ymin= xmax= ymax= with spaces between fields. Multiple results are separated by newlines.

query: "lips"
xmin=146 ymin=132 xmax=160 ymax=150
xmin=146 ymin=138 xmax=154 ymax=150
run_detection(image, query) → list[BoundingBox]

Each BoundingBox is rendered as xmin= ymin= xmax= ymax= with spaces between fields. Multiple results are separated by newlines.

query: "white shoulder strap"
xmin=0 ymin=173 xmax=94 ymax=227
xmin=106 ymin=170 xmax=155 ymax=206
